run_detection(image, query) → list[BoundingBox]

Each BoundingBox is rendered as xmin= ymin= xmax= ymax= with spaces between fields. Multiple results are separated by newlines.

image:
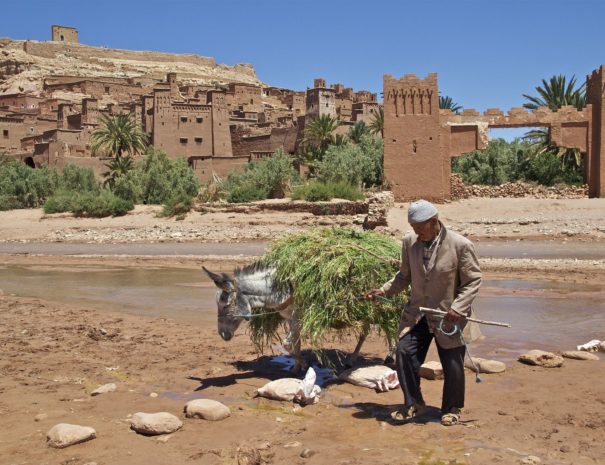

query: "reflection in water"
xmin=0 ymin=267 xmax=603 ymax=357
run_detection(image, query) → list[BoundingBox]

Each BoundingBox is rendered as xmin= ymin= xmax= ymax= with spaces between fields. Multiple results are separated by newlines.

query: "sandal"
xmin=390 ymin=403 xmax=425 ymax=422
xmin=441 ymin=411 xmax=460 ymax=426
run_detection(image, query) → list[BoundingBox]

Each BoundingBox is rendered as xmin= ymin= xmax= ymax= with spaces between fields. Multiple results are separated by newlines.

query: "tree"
xmin=348 ymin=121 xmax=370 ymax=144
xmin=368 ymin=107 xmax=384 ymax=138
xmin=522 ymin=75 xmax=585 ymax=111
xmin=522 ymin=74 xmax=586 ymax=171
xmin=302 ymin=114 xmax=342 ymax=161
xmin=439 ymin=95 xmax=462 ymax=113
xmin=90 ymin=113 xmax=148 ymax=159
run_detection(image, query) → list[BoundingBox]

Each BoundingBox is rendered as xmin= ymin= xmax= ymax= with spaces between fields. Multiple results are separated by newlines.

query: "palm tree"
xmin=439 ymin=95 xmax=463 ymax=113
xmin=348 ymin=121 xmax=370 ymax=144
xmin=368 ymin=107 xmax=384 ymax=138
xmin=302 ymin=114 xmax=341 ymax=161
xmin=522 ymin=75 xmax=585 ymax=111
xmin=102 ymin=154 xmax=135 ymax=188
xmin=522 ymin=75 xmax=586 ymax=170
xmin=91 ymin=113 xmax=148 ymax=159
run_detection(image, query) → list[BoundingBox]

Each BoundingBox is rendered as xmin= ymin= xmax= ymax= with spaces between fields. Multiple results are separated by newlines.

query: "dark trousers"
xmin=395 ymin=317 xmax=465 ymax=413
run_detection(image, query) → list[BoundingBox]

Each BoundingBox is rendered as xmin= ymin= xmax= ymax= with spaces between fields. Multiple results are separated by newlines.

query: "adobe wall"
xmin=383 ymin=73 xmax=446 ymax=201
xmin=189 ymin=156 xmax=249 ymax=183
xmin=586 ymin=65 xmax=605 ymax=197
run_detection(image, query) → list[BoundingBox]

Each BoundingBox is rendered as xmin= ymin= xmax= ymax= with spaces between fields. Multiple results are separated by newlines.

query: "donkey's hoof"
xmin=383 ymin=355 xmax=395 ymax=365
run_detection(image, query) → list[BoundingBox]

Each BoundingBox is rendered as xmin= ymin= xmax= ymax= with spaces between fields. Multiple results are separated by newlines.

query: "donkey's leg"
xmin=384 ymin=335 xmax=397 ymax=365
xmin=347 ymin=321 xmax=370 ymax=367
xmin=287 ymin=310 xmax=306 ymax=374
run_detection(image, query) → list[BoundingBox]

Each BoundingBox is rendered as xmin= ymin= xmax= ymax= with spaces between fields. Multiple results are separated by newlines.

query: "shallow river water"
xmin=0 ymin=263 xmax=603 ymax=359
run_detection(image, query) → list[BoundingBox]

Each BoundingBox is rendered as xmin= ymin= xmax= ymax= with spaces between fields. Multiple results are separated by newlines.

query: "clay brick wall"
xmin=0 ymin=116 xmax=28 ymax=152
xmin=51 ymin=26 xmax=79 ymax=44
xmin=0 ymin=95 xmax=45 ymax=113
xmin=189 ymin=156 xmax=249 ymax=182
xmin=383 ymin=73 xmax=444 ymax=201
xmin=586 ymin=65 xmax=604 ymax=198
xmin=208 ymin=90 xmax=233 ymax=156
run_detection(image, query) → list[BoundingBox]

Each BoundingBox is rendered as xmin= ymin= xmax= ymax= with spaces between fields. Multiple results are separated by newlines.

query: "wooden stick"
xmin=419 ymin=307 xmax=511 ymax=328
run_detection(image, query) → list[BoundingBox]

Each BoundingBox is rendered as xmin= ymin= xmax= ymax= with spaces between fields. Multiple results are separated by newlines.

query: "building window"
xmin=3 ymin=130 xmax=8 ymax=138
xmin=180 ymin=117 xmax=188 ymax=123
xmin=180 ymin=138 xmax=188 ymax=144
xmin=196 ymin=117 xmax=203 ymax=123
xmin=195 ymin=137 xmax=203 ymax=144
xmin=104 ymin=86 xmax=110 ymax=94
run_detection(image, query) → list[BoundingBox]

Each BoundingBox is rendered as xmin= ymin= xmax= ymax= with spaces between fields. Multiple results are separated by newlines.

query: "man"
xmin=366 ymin=199 xmax=481 ymax=426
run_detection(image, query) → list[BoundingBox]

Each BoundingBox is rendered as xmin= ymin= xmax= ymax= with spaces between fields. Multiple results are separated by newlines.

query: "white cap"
xmin=408 ymin=199 xmax=438 ymax=224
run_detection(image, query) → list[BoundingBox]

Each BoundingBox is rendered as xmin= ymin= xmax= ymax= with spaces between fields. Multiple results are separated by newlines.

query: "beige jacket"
xmin=381 ymin=224 xmax=482 ymax=349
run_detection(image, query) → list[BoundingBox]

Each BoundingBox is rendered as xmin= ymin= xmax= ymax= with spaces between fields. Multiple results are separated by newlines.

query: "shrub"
xmin=43 ymin=190 xmax=76 ymax=214
xmin=0 ymin=195 xmax=23 ymax=211
xmin=60 ymin=164 xmax=99 ymax=192
xmin=222 ymin=149 xmax=299 ymax=202
xmin=70 ymin=191 xmax=133 ymax=217
xmin=0 ymin=161 xmax=60 ymax=207
xmin=161 ymin=191 xmax=194 ymax=217
xmin=315 ymin=135 xmax=383 ymax=187
xmin=227 ymin=184 xmax=268 ymax=203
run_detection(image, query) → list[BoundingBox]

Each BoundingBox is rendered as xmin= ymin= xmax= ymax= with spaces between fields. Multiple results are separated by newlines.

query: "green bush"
xmin=0 ymin=161 xmax=60 ymax=207
xmin=60 ymin=164 xmax=99 ymax=192
xmin=452 ymin=138 xmax=584 ymax=186
xmin=315 ymin=135 xmax=383 ymax=187
xmin=161 ymin=191 xmax=193 ymax=217
xmin=0 ymin=195 xmax=24 ymax=211
xmin=227 ymin=184 xmax=269 ymax=203
xmin=291 ymin=182 xmax=364 ymax=202
xmin=43 ymin=191 xmax=76 ymax=214
xmin=222 ymin=149 xmax=299 ymax=202
xmin=70 ymin=191 xmax=133 ymax=217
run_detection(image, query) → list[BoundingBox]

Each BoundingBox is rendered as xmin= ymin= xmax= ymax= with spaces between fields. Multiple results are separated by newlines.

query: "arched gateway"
xmin=383 ymin=66 xmax=605 ymax=201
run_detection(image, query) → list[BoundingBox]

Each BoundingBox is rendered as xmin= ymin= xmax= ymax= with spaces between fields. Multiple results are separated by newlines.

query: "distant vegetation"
xmin=452 ymin=138 xmax=584 ymax=186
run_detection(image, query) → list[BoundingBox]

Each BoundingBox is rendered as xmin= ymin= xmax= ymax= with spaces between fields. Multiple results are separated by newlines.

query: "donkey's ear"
xmin=202 ymin=266 xmax=235 ymax=291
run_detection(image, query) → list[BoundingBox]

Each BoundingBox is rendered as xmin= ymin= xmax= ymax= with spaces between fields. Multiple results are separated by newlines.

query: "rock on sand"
xmin=46 ymin=423 xmax=96 ymax=448
xmin=465 ymin=357 xmax=506 ymax=373
xmin=518 ymin=350 xmax=564 ymax=368
xmin=184 ymin=399 xmax=231 ymax=421
xmin=562 ymin=350 xmax=600 ymax=361
xmin=130 ymin=412 xmax=182 ymax=435
xmin=91 ymin=383 xmax=117 ymax=396
xmin=419 ymin=361 xmax=443 ymax=380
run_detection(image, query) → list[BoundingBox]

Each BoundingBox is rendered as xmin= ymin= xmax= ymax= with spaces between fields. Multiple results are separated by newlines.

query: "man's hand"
xmin=444 ymin=308 xmax=464 ymax=322
xmin=364 ymin=288 xmax=385 ymax=301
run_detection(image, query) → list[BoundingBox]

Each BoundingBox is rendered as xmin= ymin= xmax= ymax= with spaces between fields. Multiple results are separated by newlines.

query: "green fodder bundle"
xmin=252 ymin=227 xmax=407 ymax=351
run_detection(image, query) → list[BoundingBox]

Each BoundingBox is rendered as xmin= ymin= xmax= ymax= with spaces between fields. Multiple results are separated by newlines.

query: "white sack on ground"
xmin=577 ymin=339 xmax=601 ymax=352
xmin=339 ymin=365 xmax=399 ymax=392
xmin=256 ymin=367 xmax=321 ymax=404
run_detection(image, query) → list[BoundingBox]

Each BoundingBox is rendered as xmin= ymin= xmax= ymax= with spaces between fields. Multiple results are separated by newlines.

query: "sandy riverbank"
xmin=1 ymin=198 xmax=604 ymax=465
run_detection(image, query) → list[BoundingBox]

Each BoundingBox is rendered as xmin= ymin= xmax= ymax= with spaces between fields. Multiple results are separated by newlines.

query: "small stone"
xmin=300 ymin=448 xmax=315 ymax=459
xmin=419 ymin=361 xmax=443 ymax=380
xmin=561 ymin=351 xmax=600 ymax=361
xmin=599 ymin=342 xmax=605 ymax=352
xmin=46 ymin=423 xmax=96 ymax=448
xmin=149 ymin=392 xmax=158 ymax=398
xmin=184 ymin=399 xmax=231 ymax=421
xmin=283 ymin=441 xmax=302 ymax=448
xmin=520 ymin=455 xmax=541 ymax=465
xmin=34 ymin=413 xmax=48 ymax=422
xmin=130 ymin=412 xmax=182 ymax=435
xmin=236 ymin=446 xmax=261 ymax=465
xmin=465 ymin=357 xmax=506 ymax=373
xmin=518 ymin=350 xmax=564 ymax=368
xmin=91 ymin=383 xmax=117 ymax=396
xmin=560 ymin=445 xmax=571 ymax=453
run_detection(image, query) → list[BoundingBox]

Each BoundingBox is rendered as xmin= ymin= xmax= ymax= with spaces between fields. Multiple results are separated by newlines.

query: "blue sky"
xmin=3 ymin=0 xmax=603 ymax=123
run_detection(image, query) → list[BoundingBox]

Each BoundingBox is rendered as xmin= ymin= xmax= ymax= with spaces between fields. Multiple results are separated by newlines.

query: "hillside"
xmin=0 ymin=38 xmax=263 ymax=96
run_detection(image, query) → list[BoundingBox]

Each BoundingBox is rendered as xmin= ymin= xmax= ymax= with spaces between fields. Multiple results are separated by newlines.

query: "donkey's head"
xmin=202 ymin=266 xmax=250 ymax=341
